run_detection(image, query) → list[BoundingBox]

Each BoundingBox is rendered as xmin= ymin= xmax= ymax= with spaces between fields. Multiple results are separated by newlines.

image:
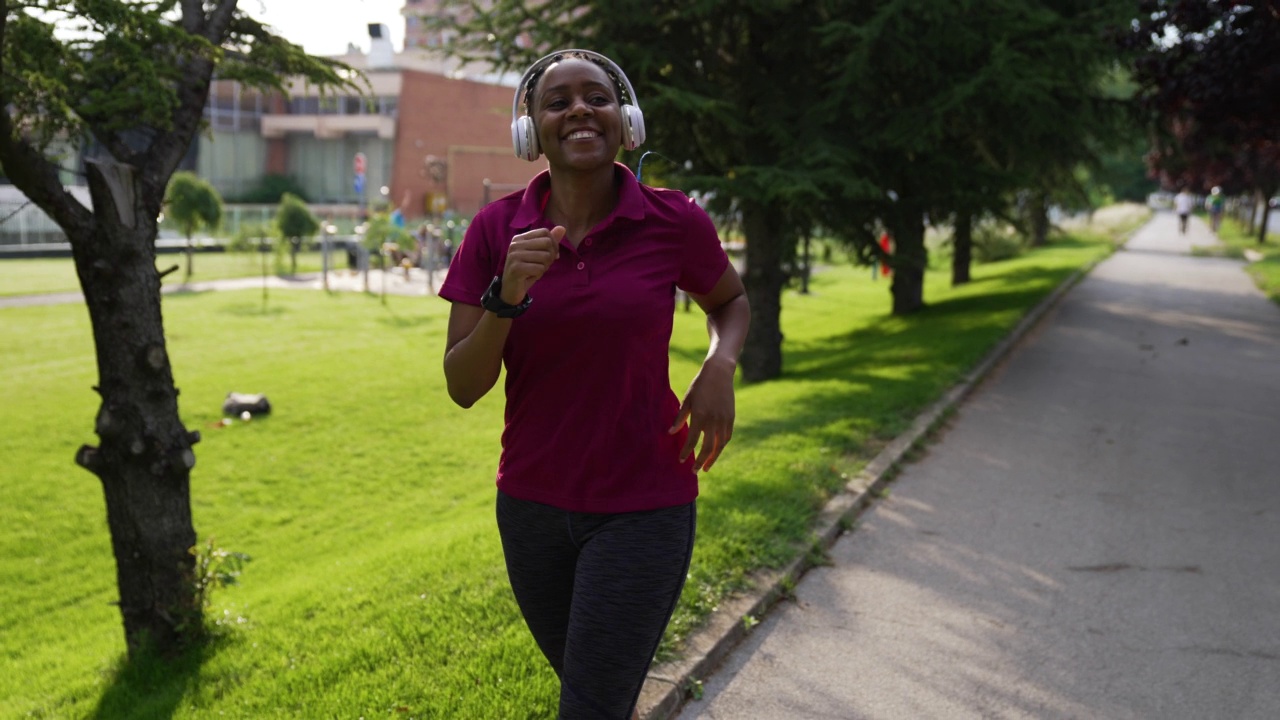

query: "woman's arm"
xmin=443 ymin=302 xmax=512 ymax=408
xmin=442 ymin=226 xmax=563 ymax=408
xmin=669 ymin=265 xmax=750 ymax=470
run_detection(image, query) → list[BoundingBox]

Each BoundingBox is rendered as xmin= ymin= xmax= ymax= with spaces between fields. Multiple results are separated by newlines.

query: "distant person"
xmin=390 ymin=191 xmax=409 ymax=229
xmin=1206 ymin=186 xmax=1225 ymax=233
xmin=438 ymin=49 xmax=749 ymax=720
xmin=877 ymin=231 xmax=893 ymax=279
xmin=1174 ymin=188 xmax=1195 ymax=235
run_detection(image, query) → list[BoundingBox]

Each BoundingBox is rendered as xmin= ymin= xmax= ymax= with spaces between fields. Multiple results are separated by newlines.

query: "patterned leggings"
xmin=496 ymin=491 xmax=696 ymax=719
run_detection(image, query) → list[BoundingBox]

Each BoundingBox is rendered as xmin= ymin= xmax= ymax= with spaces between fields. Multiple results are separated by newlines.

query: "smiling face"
xmin=531 ymin=57 xmax=622 ymax=171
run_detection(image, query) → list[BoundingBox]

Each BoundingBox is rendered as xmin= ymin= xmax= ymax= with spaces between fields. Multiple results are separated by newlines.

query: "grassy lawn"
xmin=0 ymin=209 xmax=1144 ymax=719
xmin=1191 ymin=215 xmax=1280 ymax=304
xmin=0 ymin=249 xmax=341 ymax=297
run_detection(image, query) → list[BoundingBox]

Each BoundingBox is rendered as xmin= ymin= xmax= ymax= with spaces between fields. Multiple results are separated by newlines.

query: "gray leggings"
xmin=496 ymin=491 xmax=696 ymax=719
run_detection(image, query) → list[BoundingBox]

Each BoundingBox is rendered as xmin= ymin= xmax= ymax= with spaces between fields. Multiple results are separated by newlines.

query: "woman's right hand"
xmin=501 ymin=226 xmax=565 ymax=304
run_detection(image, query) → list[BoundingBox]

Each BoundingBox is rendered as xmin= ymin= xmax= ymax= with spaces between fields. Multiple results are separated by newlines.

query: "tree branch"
xmin=85 ymin=123 xmax=144 ymax=167
xmin=0 ymin=12 xmax=93 ymax=235
xmin=181 ymin=0 xmax=204 ymax=34
xmin=202 ymin=0 xmax=239 ymax=43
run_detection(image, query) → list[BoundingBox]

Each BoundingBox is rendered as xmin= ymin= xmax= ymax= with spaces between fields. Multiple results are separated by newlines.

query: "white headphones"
xmin=511 ymin=49 xmax=646 ymax=162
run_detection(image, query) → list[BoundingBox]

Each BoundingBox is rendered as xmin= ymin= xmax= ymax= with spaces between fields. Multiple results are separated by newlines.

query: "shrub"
xmin=973 ymin=221 xmax=1026 ymax=263
xmin=232 ymin=174 xmax=310 ymax=204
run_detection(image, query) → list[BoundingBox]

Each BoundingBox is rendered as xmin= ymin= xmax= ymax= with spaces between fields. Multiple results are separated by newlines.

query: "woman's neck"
xmin=545 ymin=164 xmax=618 ymax=247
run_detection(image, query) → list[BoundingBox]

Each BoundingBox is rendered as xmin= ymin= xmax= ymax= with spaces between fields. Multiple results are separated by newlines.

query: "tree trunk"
xmin=889 ymin=210 xmax=927 ymax=315
xmin=799 ymin=232 xmax=811 ymax=294
xmin=184 ymin=241 xmax=194 ymax=282
xmin=73 ymin=167 xmax=200 ymax=658
xmin=1029 ymin=189 xmax=1050 ymax=247
xmin=952 ymin=212 xmax=972 ymax=286
xmin=739 ymin=205 xmax=787 ymax=382
xmin=1259 ymin=195 xmax=1273 ymax=245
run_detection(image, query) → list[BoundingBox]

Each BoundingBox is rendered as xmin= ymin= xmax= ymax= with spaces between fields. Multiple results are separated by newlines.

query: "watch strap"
xmin=481 ymin=276 xmax=532 ymax=318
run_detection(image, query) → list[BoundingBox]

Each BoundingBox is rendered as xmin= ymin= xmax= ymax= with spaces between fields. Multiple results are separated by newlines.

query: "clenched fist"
xmin=501 ymin=226 xmax=566 ymax=304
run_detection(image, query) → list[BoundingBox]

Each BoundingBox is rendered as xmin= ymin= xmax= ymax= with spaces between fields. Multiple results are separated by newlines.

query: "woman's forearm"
xmin=444 ymin=311 xmax=512 ymax=408
xmin=704 ymin=293 xmax=750 ymax=367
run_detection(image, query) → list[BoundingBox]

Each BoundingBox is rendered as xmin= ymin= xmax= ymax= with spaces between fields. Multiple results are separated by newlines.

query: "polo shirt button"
xmin=576 ymin=261 xmax=585 ymax=270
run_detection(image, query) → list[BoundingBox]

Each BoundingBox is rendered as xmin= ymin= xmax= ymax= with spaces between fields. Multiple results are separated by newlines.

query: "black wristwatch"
xmin=480 ymin=276 xmax=532 ymax=318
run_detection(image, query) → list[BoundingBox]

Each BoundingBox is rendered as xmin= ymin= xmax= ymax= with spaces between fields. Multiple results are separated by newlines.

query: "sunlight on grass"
xmin=0 ymin=214 xmax=1132 ymax=718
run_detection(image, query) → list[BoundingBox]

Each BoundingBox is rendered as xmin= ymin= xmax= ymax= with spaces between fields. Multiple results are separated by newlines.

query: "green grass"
xmin=0 ymin=211 xmax=1138 ymax=719
xmin=1193 ymin=215 xmax=1280 ymax=304
xmin=0 ymin=250 xmax=339 ymax=297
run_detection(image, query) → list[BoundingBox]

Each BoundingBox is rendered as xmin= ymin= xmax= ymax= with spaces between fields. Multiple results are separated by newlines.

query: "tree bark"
xmin=952 ymin=212 xmax=972 ymax=286
xmin=1029 ymin=189 xmax=1050 ymax=247
xmin=889 ymin=209 xmax=927 ymax=315
xmin=1259 ymin=194 xmax=1273 ymax=245
xmin=71 ymin=163 xmax=201 ymax=657
xmin=799 ymin=232 xmax=811 ymax=294
xmin=739 ymin=205 xmax=787 ymax=382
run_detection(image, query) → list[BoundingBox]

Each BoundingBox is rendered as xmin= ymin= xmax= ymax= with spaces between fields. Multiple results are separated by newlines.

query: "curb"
xmin=638 ymin=236 xmax=1129 ymax=720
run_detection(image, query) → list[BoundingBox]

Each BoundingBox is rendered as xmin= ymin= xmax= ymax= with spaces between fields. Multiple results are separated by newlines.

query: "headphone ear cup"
xmin=621 ymin=105 xmax=645 ymax=150
xmin=511 ymin=116 xmax=540 ymax=161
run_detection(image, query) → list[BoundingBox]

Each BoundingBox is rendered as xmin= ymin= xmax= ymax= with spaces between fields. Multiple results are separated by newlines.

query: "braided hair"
xmin=520 ymin=51 xmax=631 ymax=115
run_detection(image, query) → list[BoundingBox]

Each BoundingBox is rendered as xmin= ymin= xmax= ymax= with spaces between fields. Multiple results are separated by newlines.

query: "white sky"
xmin=243 ymin=0 xmax=408 ymax=56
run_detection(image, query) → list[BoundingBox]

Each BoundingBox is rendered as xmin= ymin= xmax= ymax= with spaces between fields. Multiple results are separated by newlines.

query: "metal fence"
xmin=0 ymin=193 xmax=366 ymax=252
xmin=0 ymin=200 xmax=70 ymax=248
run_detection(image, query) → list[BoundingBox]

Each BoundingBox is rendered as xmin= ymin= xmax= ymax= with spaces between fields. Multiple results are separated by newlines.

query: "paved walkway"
xmin=674 ymin=212 xmax=1280 ymax=719
xmin=0 ymin=265 xmax=450 ymax=309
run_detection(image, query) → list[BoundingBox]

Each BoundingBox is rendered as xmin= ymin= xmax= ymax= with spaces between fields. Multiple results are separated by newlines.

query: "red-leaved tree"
xmin=1125 ymin=0 xmax=1280 ymax=242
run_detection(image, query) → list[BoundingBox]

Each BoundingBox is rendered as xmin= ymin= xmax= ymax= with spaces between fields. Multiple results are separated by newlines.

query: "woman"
xmin=439 ymin=49 xmax=749 ymax=719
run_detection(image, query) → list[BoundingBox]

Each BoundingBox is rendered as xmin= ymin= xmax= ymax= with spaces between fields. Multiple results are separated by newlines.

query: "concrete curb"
xmin=638 ymin=237 xmax=1130 ymax=720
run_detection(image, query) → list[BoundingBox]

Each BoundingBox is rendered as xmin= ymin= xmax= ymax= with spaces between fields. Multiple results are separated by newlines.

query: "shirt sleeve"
xmin=438 ymin=213 xmax=500 ymax=306
xmin=676 ymin=197 xmax=731 ymax=295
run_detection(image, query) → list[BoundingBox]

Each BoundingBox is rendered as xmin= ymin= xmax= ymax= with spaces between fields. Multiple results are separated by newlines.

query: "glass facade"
xmin=204 ymin=82 xmax=264 ymax=132
xmin=287 ymin=96 xmax=398 ymax=117
xmin=196 ymin=131 xmax=268 ymax=199
xmin=286 ymin=135 xmax=394 ymax=204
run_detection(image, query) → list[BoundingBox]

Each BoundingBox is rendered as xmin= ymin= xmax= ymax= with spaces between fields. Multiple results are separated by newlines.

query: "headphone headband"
xmin=510 ymin=48 xmax=645 ymax=161
xmin=510 ymin=49 xmax=642 ymax=123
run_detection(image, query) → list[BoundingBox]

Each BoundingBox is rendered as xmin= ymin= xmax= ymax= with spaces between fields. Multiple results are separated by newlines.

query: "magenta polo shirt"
xmin=439 ymin=163 xmax=729 ymax=513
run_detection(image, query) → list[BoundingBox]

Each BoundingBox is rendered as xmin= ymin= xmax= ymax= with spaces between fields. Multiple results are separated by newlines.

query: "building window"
xmin=290 ymin=97 xmax=320 ymax=115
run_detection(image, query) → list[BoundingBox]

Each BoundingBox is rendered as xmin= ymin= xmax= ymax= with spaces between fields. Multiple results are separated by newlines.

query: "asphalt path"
xmin=676 ymin=212 xmax=1280 ymax=720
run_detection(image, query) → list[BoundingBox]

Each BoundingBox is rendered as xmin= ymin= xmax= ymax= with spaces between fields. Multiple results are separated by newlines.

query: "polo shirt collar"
xmin=509 ymin=162 xmax=646 ymax=230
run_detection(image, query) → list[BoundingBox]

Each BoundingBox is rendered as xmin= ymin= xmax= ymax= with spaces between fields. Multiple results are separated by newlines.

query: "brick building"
xmin=195 ymin=23 xmax=536 ymax=221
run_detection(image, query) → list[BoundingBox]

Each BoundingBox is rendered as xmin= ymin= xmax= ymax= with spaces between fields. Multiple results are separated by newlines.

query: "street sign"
xmin=353 ymin=152 xmax=367 ymax=176
xmin=354 ymin=173 xmax=366 ymax=195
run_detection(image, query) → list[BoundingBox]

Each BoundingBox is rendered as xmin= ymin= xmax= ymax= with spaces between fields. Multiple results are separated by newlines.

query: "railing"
xmin=0 ymin=201 xmax=70 ymax=249
xmin=0 ymin=198 xmax=366 ymax=252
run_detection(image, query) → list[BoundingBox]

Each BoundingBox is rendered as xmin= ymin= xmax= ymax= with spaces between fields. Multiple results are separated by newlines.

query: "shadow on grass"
xmin=775 ymin=284 xmax=1057 ymax=381
xmin=716 ymin=271 xmax=1072 ymax=481
xmin=937 ymin=263 xmax=1078 ymax=290
xmin=89 ymin=633 xmax=230 ymax=720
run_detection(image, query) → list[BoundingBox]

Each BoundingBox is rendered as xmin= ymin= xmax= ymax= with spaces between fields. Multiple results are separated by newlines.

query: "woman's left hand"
xmin=669 ymin=356 xmax=738 ymax=471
